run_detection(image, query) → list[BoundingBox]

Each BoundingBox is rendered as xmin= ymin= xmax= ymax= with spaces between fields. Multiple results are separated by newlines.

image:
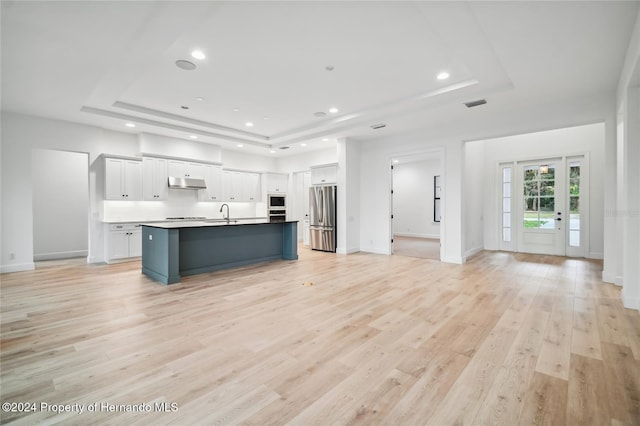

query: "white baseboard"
xmin=616 ymin=276 xmax=624 ymax=286
xmin=362 ymin=246 xmax=391 ymax=255
xmin=394 ymin=232 xmax=440 ymax=239
xmin=602 ymin=269 xmax=616 ymax=284
xmin=87 ymin=256 xmax=106 ymax=264
xmin=622 ymin=294 xmax=640 ymax=311
xmin=588 ymin=252 xmax=604 ymax=260
xmin=464 ymin=247 xmax=483 ymax=260
xmin=34 ymin=250 xmax=88 ymax=261
xmin=1 ymin=262 xmax=35 ymax=273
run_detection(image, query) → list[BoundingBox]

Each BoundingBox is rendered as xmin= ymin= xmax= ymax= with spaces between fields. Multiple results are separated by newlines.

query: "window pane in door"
xmin=569 ymin=161 xmax=581 ymax=247
xmin=523 ymin=164 xmax=556 ymax=230
xmin=502 ymin=166 xmax=512 ymax=242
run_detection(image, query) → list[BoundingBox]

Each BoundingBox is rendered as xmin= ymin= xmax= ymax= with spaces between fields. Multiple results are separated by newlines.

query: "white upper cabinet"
xmin=223 ymin=170 xmax=261 ymax=202
xmin=105 ymin=157 xmax=142 ymax=200
xmin=243 ymin=172 xmax=261 ymax=202
xmin=198 ymin=164 xmax=223 ymax=202
xmin=311 ymin=164 xmax=337 ymax=185
xmin=168 ymin=160 xmax=205 ymax=179
xmin=265 ymin=173 xmax=288 ymax=193
xmin=142 ymin=157 xmax=168 ymax=201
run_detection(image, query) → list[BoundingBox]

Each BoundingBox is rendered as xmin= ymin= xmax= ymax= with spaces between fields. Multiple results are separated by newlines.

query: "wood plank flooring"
xmin=392 ymin=236 xmax=440 ymax=260
xmin=1 ymin=248 xmax=639 ymax=425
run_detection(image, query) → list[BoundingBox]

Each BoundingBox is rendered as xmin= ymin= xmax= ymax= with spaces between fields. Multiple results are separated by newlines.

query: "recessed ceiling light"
xmin=195 ymin=97 xmax=204 ymax=101
xmin=191 ymin=50 xmax=206 ymax=60
xmin=301 ymin=143 xmax=307 ymax=147
xmin=189 ymin=135 xmax=198 ymax=139
xmin=270 ymin=150 xmax=276 ymax=154
xmin=393 ymin=159 xmax=399 ymax=164
xmin=245 ymin=122 xmax=254 ymax=127
xmin=175 ymin=60 xmax=196 ymax=71
xmin=237 ymin=144 xmax=244 ymax=148
xmin=322 ymin=138 xmax=329 ymax=142
xmin=437 ymin=71 xmax=450 ymax=80
xmin=329 ymin=107 xmax=339 ymax=114
xmin=125 ymin=123 xmax=135 ymax=128
xmin=233 ymin=108 xmax=240 ymax=112
xmin=314 ymin=111 xmax=326 ymax=117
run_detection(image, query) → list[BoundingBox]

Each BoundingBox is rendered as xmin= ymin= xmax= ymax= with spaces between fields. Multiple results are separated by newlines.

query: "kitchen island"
xmin=141 ymin=219 xmax=298 ymax=284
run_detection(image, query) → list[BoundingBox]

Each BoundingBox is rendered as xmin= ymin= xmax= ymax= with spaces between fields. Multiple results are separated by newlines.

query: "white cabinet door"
xmin=105 ymin=157 xmax=142 ymax=200
xmin=107 ymin=224 xmax=142 ymax=262
xmin=186 ymin=162 xmax=205 ymax=179
xmin=168 ymin=160 xmax=187 ymax=177
xmin=266 ymin=173 xmax=288 ymax=193
xmin=311 ymin=165 xmax=337 ymax=185
xmin=105 ymin=158 xmax=124 ymax=200
xmin=109 ymin=230 xmax=130 ymax=260
xmin=199 ymin=165 xmax=223 ymax=202
xmin=243 ymin=172 xmax=261 ymax=202
xmin=223 ymin=171 xmax=240 ymax=201
xmin=143 ymin=157 xmax=168 ymax=201
xmin=128 ymin=228 xmax=142 ymax=257
xmin=168 ymin=160 xmax=205 ymax=178
xmin=124 ymin=160 xmax=142 ymax=200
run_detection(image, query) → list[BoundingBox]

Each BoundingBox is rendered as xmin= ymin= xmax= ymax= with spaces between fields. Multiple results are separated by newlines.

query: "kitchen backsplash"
xmin=103 ymin=189 xmax=265 ymax=222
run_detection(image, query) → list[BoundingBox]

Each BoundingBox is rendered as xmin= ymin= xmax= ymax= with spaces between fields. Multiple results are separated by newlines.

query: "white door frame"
xmin=498 ymin=154 xmax=589 ymax=257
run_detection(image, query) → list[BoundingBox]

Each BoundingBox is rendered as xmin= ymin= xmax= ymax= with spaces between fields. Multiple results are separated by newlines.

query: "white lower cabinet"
xmin=106 ymin=223 xmax=142 ymax=263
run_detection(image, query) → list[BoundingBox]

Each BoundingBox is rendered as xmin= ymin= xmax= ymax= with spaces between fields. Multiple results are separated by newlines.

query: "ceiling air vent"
xmin=279 ymin=146 xmax=290 ymax=150
xmin=370 ymin=123 xmax=386 ymax=130
xmin=464 ymin=99 xmax=487 ymax=108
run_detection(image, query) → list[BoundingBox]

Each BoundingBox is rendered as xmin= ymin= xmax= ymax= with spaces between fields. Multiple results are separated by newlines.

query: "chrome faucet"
xmin=220 ymin=203 xmax=230 ymax=220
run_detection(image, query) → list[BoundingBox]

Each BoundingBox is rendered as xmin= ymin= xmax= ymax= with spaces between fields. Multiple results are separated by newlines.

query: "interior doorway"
xmin=390 ymin=151 xmax=442 ymax=260
xmin=32 ymin=149 xmax=89 ymax=262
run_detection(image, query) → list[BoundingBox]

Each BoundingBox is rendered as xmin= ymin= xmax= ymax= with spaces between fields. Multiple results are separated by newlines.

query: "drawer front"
xmin=109 ymin=223 xmax=141 ymax=231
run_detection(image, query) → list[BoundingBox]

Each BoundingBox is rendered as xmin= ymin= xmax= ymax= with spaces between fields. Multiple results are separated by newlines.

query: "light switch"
xmin=149 ymin=235 xmax=153 ymax=240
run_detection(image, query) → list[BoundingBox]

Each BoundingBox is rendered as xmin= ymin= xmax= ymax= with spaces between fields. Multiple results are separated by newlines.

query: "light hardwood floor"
xmin=1 ymin=248 xmax=639 ymax=425
xmin=393 ymin=236 xmax=440 ymax=260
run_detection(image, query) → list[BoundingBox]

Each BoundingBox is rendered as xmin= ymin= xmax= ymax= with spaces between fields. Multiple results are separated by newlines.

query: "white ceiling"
xmin=1 ymin=1 xmax=637 ymax=157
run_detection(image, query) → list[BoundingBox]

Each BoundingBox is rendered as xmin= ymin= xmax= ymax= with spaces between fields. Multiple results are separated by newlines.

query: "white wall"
xmin=275 ymin=147 xmax=338 ymax=173
xmin=359 ymin=135 xmax=463 ymax=262
xmin=393 ymin=159 xmax=441 ymax=239
xmin=337 ymin=138 xmax=361 ymax=254
xmin=463 ymin=142 xmax=485 ymax=257
xmin=32 ymin=149 xmax=89 ymax=260
xmin=140 ymin=133 xmax=222 ymax=163
xmin=614 ymin=7 xmax=640 ymax=311
xmin=1 ymin=111 xmax=139 ymax=272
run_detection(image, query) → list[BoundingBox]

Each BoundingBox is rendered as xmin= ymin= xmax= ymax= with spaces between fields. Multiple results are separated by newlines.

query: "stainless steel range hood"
xmin=167 ymin=176 xmax=207 ymax=190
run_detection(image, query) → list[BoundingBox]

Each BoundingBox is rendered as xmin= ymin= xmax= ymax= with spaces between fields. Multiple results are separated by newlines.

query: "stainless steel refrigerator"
xmin=309 ymin=185 xmax=336 ymax=252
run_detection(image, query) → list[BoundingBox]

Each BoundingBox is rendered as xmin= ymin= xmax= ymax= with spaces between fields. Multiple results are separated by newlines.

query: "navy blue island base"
xmin=141 ymin=219 xmax=298 ymax=284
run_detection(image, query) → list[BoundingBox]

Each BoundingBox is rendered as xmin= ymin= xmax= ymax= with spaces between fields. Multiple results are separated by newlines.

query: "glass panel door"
xmin=517 ymin=160 xmax=565 ymax=255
